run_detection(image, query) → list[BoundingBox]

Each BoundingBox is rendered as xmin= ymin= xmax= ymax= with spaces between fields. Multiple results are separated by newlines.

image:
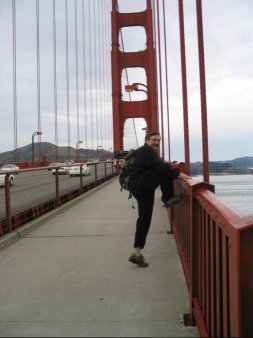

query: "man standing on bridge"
xmin=128 ymin=131 xmax=191 ymax=267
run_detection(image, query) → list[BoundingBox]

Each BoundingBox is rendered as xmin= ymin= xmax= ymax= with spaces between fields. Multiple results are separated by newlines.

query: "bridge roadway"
xmin=0 ymin=164 xmax=112 ymax=218
xmin=0 ymin=177 xmax=199 ymax=337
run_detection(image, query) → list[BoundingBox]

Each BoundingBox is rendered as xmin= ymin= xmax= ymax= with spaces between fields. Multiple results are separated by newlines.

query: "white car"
xmin=0 ymin=174 xmax=15 ymax=187
xmin=69 ymin=164 xmax=91 ymax=177
xmin=52 ymin=165 xmax=69 ymax=175
xmin=1 ymin=164 xmax=20 ymax=173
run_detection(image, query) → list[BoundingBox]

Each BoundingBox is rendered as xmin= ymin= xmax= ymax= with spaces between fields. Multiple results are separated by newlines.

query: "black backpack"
xmin=119 ymin=149 xmax=138 ymax=193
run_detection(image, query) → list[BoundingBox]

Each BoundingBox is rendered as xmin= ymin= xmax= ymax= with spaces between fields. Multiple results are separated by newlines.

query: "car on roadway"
xmin=52 ymin=165 xmax=70 ymax=175
xmin=51 ymin=160 xmax=75 ymax=175
xmin=0 ymin=164 xmax=20 ymax=173
xmin=69 ymin=164 xmax=91 ymax=177
xmin=47 ymin=162 xmax=63 ymax=171
xmin=87 ymin=158 xmax=99 ymax=164
xmin=64 ymin=160 xmax=75 ymax=165
xmin=0 ymin=174 xmax=15 ymax=187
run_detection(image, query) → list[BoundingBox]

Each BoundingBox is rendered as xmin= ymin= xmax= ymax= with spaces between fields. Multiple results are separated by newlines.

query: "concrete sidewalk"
xmin=0 ymin=177 xmax=199 ymax=337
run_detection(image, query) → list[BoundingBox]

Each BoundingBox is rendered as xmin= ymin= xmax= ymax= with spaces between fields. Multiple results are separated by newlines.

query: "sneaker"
xmin=164 ymin=195 xmax=182 ymax=208
xmin=128 ymin=253 xmax=149 ymax=267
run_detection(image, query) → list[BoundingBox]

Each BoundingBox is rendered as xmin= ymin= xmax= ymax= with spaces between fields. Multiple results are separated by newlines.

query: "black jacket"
xmin=130 ymin=143 xmax=180 ymax=180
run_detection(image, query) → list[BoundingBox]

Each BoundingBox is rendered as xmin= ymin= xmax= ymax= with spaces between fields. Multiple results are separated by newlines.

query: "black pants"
xmin=129 ymin=169 xmax=174 ymax=249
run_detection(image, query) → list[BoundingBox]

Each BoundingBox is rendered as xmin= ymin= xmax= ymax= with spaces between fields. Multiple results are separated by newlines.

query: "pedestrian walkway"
xmin=0 ymin=177 xmax=199 ymax=337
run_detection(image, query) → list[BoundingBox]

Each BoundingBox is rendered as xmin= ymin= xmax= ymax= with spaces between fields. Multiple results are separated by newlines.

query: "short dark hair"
xmin=145 ymin=131 xmax=160 ymax=141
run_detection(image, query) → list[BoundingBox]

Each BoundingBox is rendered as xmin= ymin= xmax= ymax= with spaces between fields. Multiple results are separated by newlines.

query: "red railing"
xmin=170 ymin=178 xmax=253 ymax=337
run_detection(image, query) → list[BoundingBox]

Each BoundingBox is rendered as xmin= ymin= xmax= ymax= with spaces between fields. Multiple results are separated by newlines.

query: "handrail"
xmin=170 ymin=178 xmax=253 ymax=337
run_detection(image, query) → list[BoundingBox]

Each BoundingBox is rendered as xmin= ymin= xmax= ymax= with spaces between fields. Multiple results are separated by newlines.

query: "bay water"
xmin=194 ymin=174 xmax=253 ymax=215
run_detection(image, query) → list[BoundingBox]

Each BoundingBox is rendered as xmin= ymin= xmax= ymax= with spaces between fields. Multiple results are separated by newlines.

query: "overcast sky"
xmin=0 ymin=0 xmax=252 ymax=162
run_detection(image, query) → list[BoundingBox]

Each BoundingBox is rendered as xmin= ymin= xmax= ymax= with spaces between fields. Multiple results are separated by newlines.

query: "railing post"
xmin=95 ymin=164 xmax=98 ymax=184
xmin=55 ymin=168 xmax=60 ymax=207
xmin=5 ymin=173 xmax=12 ymax=232
xmin=190 ymin=182 xmax=214 ymax=333
xmin=80 ymin=164 xmax=83 ymax=192
xmin=238 ymin=223 xmax=253 ymax=337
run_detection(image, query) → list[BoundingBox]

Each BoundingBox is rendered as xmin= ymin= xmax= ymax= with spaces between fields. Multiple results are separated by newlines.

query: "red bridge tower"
xmin=111 ymin=0 xmax=158 ymax=156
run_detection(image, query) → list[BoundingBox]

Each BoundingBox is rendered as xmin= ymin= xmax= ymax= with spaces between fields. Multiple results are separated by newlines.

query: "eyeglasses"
xmin=150 ymin=137 xmax=161 ymax=142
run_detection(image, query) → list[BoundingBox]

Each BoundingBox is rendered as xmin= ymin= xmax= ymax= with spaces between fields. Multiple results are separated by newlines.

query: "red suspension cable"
xmin=178 ymin=0 xmax=190 ymax=174
xmin=162 ymin=0 xmax=171 ymax=161
xmin=155 ymin=0 xmax=165 ymax=159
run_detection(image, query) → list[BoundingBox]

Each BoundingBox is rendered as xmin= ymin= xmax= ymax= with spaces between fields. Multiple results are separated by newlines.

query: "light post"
xmin=97 ymin=145 xmax=102 ymax=160
xmin=76 ymin=140 xmax=83 ymax=162
xmin=32 ymin=131 xmax=43 ymax=162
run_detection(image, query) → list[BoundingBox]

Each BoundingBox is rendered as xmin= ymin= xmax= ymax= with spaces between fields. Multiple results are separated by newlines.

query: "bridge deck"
xmin=0 ymin=178 xmax=198 ymax=337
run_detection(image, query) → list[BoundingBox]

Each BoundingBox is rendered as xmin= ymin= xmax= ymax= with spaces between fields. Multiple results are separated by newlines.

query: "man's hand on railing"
xmin=178 ymin=172 xmax=191 ymax=181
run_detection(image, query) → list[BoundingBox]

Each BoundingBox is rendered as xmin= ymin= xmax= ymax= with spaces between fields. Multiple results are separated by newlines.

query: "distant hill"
xmin=227 ymin=157 xmax=253 ymax=168
xmin=0 ymin=144 xmax=252 ymax=175
xmin=190 ymin=157 xmax=253 ymax=175
xmin=0 ymin=142 xmax=111 ymax=163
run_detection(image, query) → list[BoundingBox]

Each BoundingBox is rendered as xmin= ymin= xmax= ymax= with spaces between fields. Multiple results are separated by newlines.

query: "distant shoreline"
xmin=193 ymin=172 xmax=253 ymax=177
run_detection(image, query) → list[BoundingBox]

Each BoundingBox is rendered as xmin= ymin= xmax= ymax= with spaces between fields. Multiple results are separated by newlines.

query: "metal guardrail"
xmin=0 ymin=162 xmax=117 ymax=237
xmin=170 ymin=178 xmax=253 ymax=337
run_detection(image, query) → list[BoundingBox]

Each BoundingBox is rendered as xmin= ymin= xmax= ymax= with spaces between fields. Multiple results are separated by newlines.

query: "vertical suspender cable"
xmin=88 ymin=0 xmax=94 ymax=151
xmin=151 ymin=0 xmax=160 ymax=135
xmin=155 ymin=0 xmax=165 ymax=159
xmin=162 ymin=0 xmax=171 ymax=161
xmin=12 ymin=0 xmax=18 ymax=162
xmin=74 ymin=0 xmax=80 ymax=143
xmin=98 ymin=1 xmax=103 ymax=152
xmin=65 ymin=0 xmax=71 ymax=159
xmin=36 ymin=0 xmax=42 ymax=161
xmin=101 ymin=1 xmax=106 ymax=152
xmin=178 ymin=0 xmax=190 ymax=174
xmin=107 ymin=0 xmax=113 ymax=150
xmin=196 ymin=0 xmax=209 ymax=182
xmin=53 ymin=0 xmax=58 ymax=160
xmin=104 ymin=0 xmax=111 ymax=152
xmin=105 ymin=0 xmax=112 ymax=151
xmin=81 ymin=0 xmax=88 ymax=156
xmin=93 ymin=0 xmax=99 ymax=152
